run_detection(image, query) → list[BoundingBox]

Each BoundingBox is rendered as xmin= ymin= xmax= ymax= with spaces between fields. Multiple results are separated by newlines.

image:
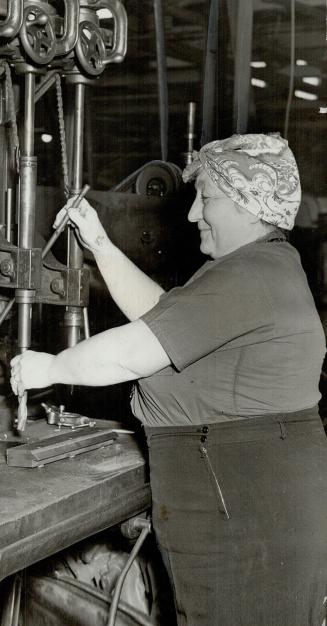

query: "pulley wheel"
xmin=135 ymin=163 xmax=182 ymax=197
xmin=75 ymin=21 xmax=106 ymax=77
xmin=20 ymin=4 xmax=56 ymax=65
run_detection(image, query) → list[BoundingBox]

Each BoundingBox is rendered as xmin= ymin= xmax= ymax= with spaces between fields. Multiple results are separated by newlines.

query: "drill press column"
xmin=17 ymin=72 xmax=36 ymax=352
xmin=65 ymin=82 xmax=85 ymax=348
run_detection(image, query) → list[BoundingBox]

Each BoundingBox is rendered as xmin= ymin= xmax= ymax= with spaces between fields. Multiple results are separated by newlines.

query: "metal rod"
xmin=233 ymin=0 xmax=253 ymax=133
xmin=23 ymin=73 xmax=35 ymax=158
xmin=72 ymin=83 xmax=85 ymax=192
xmin=42 ymin=184 xmax=90 ymax=260
xmin=15 ymin=72 xmax=36 ymax=431
xmin=106 ymin=524 xmax=151 ymax=626
xmin=185 ymin=102 xmax=196 ymax=165
xmin=201 ymin=0 xmax=219 ymax=145
xmin=0 ymin=575 xmax=22 ymax=626
xmin=153 ymin=0 xmax=168 ymax=161
xmin=5 ymin=187 xmax=13 ymax=242
xmin=0 ymin=298 xmax=14 ymax=325
xmin=35 ymin=70 xmax=57 ymax=103
xmin=83 ymin=306 xmax=90 ymax=339
xmin=65 ymin=82 xmax=86 ymax=349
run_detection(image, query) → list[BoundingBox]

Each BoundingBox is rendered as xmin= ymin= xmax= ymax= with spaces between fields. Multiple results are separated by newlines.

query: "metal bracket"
xmin=36 ymin=264 xmax=90 ymax=306
xmin=0 ymin=245 xmax=42 ymax=290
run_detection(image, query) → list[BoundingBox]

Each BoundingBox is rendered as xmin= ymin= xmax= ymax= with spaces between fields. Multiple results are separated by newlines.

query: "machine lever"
xmin=42 ymin=184 xmax=90 ymax=260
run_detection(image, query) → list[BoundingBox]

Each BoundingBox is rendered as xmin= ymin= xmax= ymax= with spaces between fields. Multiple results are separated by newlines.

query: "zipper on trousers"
xmin=199 ymin=427 xmax=230 ymax=520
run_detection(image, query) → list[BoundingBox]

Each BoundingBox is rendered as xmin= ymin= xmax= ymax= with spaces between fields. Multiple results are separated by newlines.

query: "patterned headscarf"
xmin=182 ymin=133 xmax=301 ymax=230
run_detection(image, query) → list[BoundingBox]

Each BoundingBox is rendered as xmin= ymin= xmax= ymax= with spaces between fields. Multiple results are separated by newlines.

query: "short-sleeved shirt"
xmin=131 ymin=234 xmax=326 ymax=427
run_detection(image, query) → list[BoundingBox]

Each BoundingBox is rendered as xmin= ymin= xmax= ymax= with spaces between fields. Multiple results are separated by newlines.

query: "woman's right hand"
xmin=53 ymin=197 xmax=111 ymax=254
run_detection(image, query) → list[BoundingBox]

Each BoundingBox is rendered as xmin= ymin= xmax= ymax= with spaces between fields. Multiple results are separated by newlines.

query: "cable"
xmin=201 ymin=0 xmax=219 ymax=146
xmin=153 ymin=0 xmax=169 ymax=161
xmin=106 ymin=524 xmax=152 ymax=626
xmin=110 ymin=160 xmax=167 ymax=192
xmin=38 ymin=575 xmax=155 ymax=626
xmin=109 ymin=159 xmax=181 ymax=193
xmin=283 ymin=0 xmax=296 ymax=140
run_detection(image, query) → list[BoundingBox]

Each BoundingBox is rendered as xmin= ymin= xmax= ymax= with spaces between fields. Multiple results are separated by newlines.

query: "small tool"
xmin=16 ymin=392 xmax=28 ymax=432
xmin=42 ymin=184 xmax=90 ymax=259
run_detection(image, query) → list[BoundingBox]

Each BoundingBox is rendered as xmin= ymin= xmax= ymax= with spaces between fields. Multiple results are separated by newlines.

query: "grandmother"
xmin=11 ymin=134 xmax=327 ymax=626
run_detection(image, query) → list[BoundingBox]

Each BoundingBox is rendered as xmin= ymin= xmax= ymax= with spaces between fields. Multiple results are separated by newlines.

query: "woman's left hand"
xmin=10 ymin=351 xmax=55 ymax=396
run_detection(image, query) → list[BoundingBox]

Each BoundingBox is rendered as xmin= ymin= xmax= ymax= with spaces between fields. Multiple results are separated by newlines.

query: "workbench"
xmin=0 ymin=420 xmax=151 ymax=582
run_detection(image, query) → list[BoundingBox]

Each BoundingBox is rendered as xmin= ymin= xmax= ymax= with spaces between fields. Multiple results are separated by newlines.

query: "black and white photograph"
xmin=0 ymin=1 xmax=327 ymax=624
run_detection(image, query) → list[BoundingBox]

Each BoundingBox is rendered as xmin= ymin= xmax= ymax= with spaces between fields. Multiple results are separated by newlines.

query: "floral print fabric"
xmin=182 ymin=133 xmax=301 ymax=230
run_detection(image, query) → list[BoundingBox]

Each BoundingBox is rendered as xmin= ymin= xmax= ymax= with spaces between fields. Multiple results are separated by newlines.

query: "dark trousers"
xmin=146 ymin=409 xmax=327 ymax=626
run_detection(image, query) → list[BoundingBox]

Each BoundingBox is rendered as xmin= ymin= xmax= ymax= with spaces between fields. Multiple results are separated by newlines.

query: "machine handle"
xmin=101 ymin=0 xmax=128 ymax=64
xmin=0 ymin=0 xmax=23 ymax=38
xmin=42 ymin=184 xmax=90 ymax=259
xmin=55 ymin=0 xmax=80 ymax=56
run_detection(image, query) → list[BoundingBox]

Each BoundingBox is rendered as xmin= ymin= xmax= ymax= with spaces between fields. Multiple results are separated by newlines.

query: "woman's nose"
xmin=188 ymin=195 xmax=203 ymax=222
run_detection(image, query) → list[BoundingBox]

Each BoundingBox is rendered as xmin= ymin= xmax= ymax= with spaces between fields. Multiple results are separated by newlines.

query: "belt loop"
xmin=277 ymin=420 xmax=287 ymax=440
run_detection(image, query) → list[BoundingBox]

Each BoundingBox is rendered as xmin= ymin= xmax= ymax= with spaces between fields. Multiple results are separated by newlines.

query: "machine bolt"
xmin=50 ymin=278 xmax=65 ymax=296
xmin=0 ymin=258 xmax=15 ymax=278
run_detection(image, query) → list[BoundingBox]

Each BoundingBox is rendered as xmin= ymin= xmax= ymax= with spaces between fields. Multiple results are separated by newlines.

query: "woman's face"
xmin=188 ymin=169 xmax=243 ymax=259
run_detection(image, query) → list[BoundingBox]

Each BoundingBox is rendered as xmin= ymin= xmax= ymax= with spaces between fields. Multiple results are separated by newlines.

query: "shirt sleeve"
xmin=141 ymin=257 xmax=274 ymax=371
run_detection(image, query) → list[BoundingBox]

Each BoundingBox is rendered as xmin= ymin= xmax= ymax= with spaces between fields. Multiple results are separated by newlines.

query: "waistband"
xmin=145 ymin=407 xmax=323 ymax=445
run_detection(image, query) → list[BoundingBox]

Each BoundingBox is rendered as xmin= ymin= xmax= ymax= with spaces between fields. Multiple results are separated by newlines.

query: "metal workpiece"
xmin=6 ymin=426 xmax=118 ymax=467
xmin=41 ymin=402 xmax=96 ymax=429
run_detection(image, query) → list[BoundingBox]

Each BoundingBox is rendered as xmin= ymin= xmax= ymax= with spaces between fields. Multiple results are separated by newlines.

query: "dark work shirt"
xmin=131 ymin=236 xmax=326 ymax=426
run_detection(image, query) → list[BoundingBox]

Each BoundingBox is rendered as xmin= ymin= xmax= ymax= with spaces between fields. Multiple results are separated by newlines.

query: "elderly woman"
xmin=11 ymin=134 xmax=327 ymax=626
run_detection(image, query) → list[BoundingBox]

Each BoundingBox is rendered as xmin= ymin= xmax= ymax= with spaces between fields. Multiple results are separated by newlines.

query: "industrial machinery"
xmin=0 ymin=0 xmax=127 ymax=432
xmin=0 ymin=2 xmax=154 ymax=624
xmin=0 ymin=3 xmax=186 ymax=623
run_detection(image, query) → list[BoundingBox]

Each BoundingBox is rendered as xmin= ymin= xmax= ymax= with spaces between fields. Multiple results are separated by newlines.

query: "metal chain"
xmin=55 ymin=73 xmax=70 ymax=199
xmin=0 ymin=61 xmax=20 ymax=172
